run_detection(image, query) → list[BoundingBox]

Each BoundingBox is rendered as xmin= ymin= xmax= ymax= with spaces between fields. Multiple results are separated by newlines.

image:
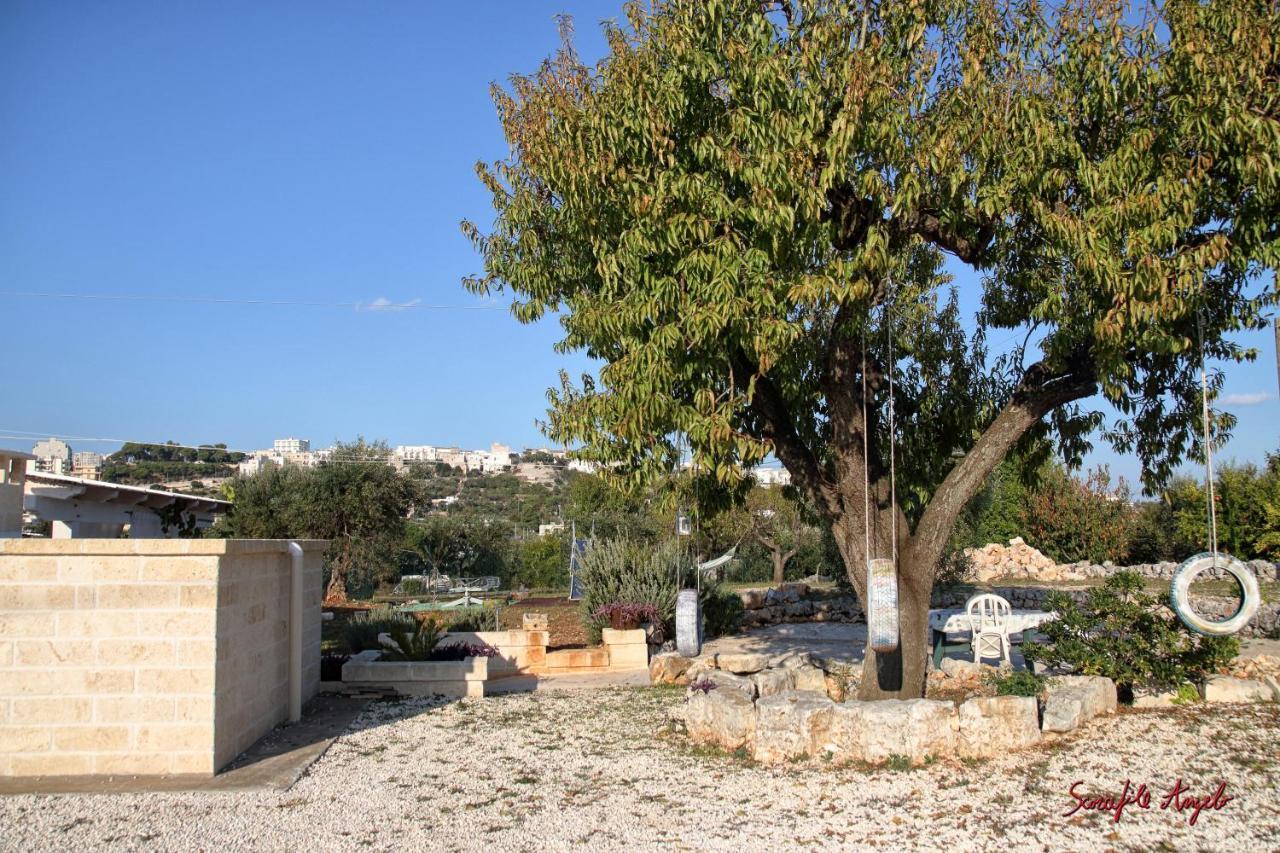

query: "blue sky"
xmin=1 ymin=1 xmax=1276 ymax=489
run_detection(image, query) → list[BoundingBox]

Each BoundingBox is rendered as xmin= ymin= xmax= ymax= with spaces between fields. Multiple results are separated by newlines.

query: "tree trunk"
xmin=854 ymin=549 xmax=932 ymax=700
xmin=771 ymin=551 xmax=786 ymax=586
xmin=324 ymin=562 xmax=349 ymax=604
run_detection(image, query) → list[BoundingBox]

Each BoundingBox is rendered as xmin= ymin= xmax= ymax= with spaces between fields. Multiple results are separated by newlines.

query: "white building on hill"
xmin=273 ymin=438 xmax=310 ymax=454
xmin=754 ymin=466 xmax=792 ymax=488
xmin=30 ymin=437 xmax=72 ymax=476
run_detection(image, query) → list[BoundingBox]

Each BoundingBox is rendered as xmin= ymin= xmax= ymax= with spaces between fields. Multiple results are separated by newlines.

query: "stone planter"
xmin=602 ymin=628 xmax=649 ymax=670
xmin=341 ymin=650 xmax=490 ymax=698
xmin=439 ymin=630 xmax=548 ymax=677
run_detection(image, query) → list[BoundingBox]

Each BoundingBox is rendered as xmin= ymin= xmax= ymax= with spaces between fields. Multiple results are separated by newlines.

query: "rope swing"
xmin=1169 ymin=311 xmax=1260 ymax=636
xmin=865 ymin=282 xmax=900 ymax=654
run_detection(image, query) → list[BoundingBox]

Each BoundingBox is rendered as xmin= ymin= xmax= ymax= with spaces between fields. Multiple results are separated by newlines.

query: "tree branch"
xmin=730 ymin=346 xmax=839 ymax=519
xmin=908 ymin=359 xmax=1097 ymax=569
xmin=824 ymin=185 xmax=996 ymax=265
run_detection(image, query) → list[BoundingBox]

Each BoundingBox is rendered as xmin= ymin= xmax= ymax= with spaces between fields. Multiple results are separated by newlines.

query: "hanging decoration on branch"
xmin=1170 ymin=312 xmax=1259 ymax=636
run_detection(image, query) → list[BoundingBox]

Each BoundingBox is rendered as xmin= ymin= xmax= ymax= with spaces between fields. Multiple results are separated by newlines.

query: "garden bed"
xmin=341 ymin=650 xmax=491 ymax=698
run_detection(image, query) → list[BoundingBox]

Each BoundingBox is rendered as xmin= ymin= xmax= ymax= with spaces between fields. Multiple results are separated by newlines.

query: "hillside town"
xmin=22 ymin=434 xmax=793 ymax=493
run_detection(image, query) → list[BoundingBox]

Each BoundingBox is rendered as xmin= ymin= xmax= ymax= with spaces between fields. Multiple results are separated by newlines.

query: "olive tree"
xmin=464 ymin=0 xmax=1277 ymax=697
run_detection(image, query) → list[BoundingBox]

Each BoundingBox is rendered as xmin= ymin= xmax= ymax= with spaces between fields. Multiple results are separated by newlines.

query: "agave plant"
xmin=382 ymin=618 xmax=446 ymax=662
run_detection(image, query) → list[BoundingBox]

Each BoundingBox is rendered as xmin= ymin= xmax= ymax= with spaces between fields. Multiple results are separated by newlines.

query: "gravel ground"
xmin=1 ymin=688 xmax=1277 ymax=852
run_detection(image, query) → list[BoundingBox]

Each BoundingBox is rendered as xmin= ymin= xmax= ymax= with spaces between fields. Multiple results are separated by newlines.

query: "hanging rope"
xmin=861 ymin=327 xmax=871 ymax=569
xmin=865 ymin=278 xmax=900 ymax=654
xmin=1197 ymin=311 xmax=1220 ymax=561
xmin=886 ymin=287 xmax=898 ymax=570
xmin=1170 ymin=308 xmax=1260 ymax=635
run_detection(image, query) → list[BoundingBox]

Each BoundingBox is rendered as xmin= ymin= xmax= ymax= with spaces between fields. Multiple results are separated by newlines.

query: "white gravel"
xmin=1 ymin=688 xmax=1277 ymax=851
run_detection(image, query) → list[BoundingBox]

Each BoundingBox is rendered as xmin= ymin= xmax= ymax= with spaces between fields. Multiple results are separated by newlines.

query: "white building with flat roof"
xmin=22 ymin=471 xmax=229 ymax=538
xmin=30 ymin=437 xmax=72 ymax=476
xmin=395 ymin=445 xmax=439 ymax=463
xmin=273 ymin=438 xmax=310 ymax=454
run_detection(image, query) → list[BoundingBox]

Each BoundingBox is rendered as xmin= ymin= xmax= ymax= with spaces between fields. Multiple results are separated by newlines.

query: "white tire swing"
xmin=1171 ymin=552 xmax=1259 ymax=636
xmin=1168 ymin=314 xmax=1260 ymax=636
xmin=863 ymin=295 xmax=900 ymax=654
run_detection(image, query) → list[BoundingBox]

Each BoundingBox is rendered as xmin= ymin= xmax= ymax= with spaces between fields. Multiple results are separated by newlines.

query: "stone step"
xmin=545 ymin=647 xmax=611 ymax=671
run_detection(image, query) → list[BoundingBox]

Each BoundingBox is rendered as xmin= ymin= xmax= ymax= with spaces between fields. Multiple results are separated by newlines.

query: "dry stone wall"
xmin=736 ymin=545 xmax=1280 ymax=638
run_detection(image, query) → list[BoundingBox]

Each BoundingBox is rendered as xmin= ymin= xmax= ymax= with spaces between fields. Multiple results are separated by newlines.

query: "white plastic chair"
xmin=966 ymin=593 xmax=1012 ymax=665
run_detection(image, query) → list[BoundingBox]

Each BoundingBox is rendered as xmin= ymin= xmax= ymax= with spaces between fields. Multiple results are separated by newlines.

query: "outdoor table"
xmin=928 ymin=607 xmax=1057 ymax=667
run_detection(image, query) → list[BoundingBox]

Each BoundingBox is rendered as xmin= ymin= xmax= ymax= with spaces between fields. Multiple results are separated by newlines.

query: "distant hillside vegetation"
xmin=101 ymin=442 xmax=245 ymax=485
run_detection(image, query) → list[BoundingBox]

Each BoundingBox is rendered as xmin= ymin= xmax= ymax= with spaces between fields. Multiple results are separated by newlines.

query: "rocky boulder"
xmin=1042 ymin=676 xmax=1118 ymax=733
xmin=753 ymin=691 xmax=834 ymax=764
xmin=684 ymin=687 xmax=757 ymax=750
xmin=716 ymin=652 xmax=770 ymax=675
xmin=649 ymin=652 xmax=694 ymax=685
xmin=791 ymin=663 xmax=828 ymax=693
xmin=825 ymin=699 xmax=958 ymax=766
xmin=957 ymin=696 xmax=1041 ymax=758
xmin=701 ymin=669 xmax=758 ymax=699
xmin=939 ymin=658 xmax=988 ymax=681
xmin=1204 ymin=675 xmax=1274 ymax=704
xmin=751 ymin=667 xmax=795 ymax=698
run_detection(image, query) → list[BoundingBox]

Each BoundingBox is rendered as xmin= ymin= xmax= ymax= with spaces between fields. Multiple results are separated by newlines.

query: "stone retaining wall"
xmin=738 ymin=578 xmax=1278 ymax=638
xmin=965 ymin=537 xmax=1279 ymax=584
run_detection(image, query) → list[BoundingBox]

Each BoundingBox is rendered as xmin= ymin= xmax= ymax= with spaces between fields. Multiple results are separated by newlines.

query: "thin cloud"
xmin=1220 ymin=392 xmax=1270 ymax=406
xmin=359 ymin=297 xmax=421 ymax=312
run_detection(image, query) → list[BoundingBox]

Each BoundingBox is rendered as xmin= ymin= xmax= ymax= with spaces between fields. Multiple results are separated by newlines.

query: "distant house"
xmin=22 ymin=471 xmax=229 ymax=538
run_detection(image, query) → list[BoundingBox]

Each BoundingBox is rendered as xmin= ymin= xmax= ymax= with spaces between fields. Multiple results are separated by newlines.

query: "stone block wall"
xmin=213 ymin=544 xmax=324 ymax=770
xmin=0 ymin=538 xmax=325 ymax=777
xmin=443 ymin=629 xmax=549 ymax=676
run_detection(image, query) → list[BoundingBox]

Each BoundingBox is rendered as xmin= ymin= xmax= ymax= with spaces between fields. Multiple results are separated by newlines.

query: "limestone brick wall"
xmin=0 ymin=538 xmax=325 ymax=777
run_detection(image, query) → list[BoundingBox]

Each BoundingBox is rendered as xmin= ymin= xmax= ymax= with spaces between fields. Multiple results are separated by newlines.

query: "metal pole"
xmin=1273 ymin=316 xmax=1279 ymax=400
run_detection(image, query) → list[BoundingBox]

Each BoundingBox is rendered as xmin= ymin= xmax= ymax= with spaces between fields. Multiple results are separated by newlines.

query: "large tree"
xmin=465 ymin=0 xmax=1278 ymax=698
xmin=217 ymin=439 xmax=417 ymax=601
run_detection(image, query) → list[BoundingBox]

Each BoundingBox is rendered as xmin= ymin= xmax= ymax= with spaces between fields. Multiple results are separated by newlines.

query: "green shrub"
xmin=1022 ymin=571 xmax=1239 ymax=700
xmin=400 ymin=578 xmax=425 ymax=595
xmin=438 ymin=605 xmax=501 ymax=633
xmin=1173 ymin=682 xmax=1201 ymax=704
xmin=987 ymin=669 xmax=1045 ymax=697
xmin=576 ymin=538 xmax=738 ymax=643
xmin=342 ymin=610 xmax=416 ymax=653
xmin=701 ymin=589 xmax=744 ymax=638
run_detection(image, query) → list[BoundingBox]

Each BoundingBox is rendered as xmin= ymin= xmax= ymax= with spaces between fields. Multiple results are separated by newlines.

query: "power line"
xmin=0 ymin=291 xmax=508 ymax=312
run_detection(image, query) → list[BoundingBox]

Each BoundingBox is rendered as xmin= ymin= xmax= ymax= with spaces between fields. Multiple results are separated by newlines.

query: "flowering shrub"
xmin=592 ymin=602 xmax=661 ymax=631
xmin=429 ymin=641 xmax=501 ymax=661
xmin=689 ymin=678 xmax=717 ymax=694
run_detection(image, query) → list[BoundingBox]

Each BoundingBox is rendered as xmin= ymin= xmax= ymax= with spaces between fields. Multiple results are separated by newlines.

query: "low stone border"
xmin=663 ymin=649 xmax=1125 ymax=765
xmin=341 ymin=650 xmax=489 ymax=698
xmin=669 ymin=655 xmax=1280 ymax=765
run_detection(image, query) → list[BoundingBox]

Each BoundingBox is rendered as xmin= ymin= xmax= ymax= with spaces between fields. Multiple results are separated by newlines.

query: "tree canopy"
xmin=216 ymin=439 xmax=417 ymax=600
xmin=466 ymin=0 xmax=1278 ymax=697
